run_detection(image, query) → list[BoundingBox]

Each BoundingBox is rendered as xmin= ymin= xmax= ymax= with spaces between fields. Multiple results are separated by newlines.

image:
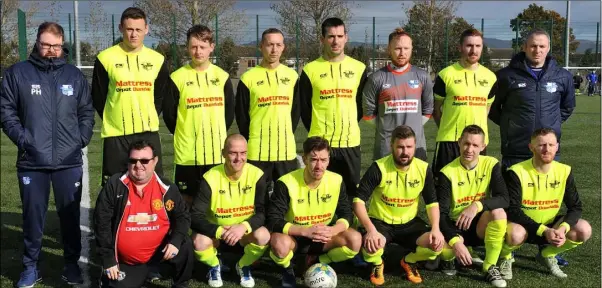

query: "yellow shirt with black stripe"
xmin=433 ymin=62 xmax=497 ymax=144
xmin=190 ymin=163 xmax=267 ymax=238
xmin=300 ymin=56 xmax=367 ymax=148
xmin=236 ymin=64 xmax=299 ymax=161
xmin=266 ymin=169 xmax=354 ymax=234
xmin=94 ymin=44 xmax=167 ymax=138
xmin=353 ymin=155 xmax=437 ymax=225
xmin=168 ymin=64 xmax=232 ymax=166
xmin=506 ymin=159 xmax=582 ymax=237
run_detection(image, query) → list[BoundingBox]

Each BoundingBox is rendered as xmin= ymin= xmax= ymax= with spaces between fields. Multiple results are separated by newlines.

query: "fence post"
xmin=549 ymin=19 xmax=553 ymax=55
xmin=295 ymin=15 xmax=299 ymax=72
xmin=18 ymin=9 xmax=27 ymax=61
xmin=444 ymin=19 xmax=448 ymax=66
xmin=68 ymin=13 xmax=73 ymax=64
xmin=514 ymin=18 xmax=520 ymax=55
xmin=171 ymin=14 xmax=177 ymax=70
xmin=215 ymin=15 xmax=219 ymax=61
xmin=372 ymin=17 xmax=376 ymax=70
xmin=112 ymin=14 xmax=116 ymax=45
xmin=480 ymin=18 xmax=484 ymax=64
xmin=596 ymin=22 xmax=600 ymax=66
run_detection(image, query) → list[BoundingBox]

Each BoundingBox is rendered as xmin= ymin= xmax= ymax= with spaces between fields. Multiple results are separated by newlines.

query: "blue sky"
xmin=21 ymin=1 xmax=602 ymax=45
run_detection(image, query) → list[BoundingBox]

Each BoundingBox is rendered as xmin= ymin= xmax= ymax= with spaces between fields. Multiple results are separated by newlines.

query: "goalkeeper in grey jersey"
xmin=362 ymin=28 xmax=433 ymax=161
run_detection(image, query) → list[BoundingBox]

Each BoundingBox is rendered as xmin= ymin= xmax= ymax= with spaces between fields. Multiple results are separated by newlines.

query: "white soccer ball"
xmin=304 ymin=263 xmax=337 ymax=288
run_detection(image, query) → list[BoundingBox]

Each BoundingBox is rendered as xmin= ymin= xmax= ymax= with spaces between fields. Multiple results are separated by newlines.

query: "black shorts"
xmin=361 ymin=218 xmax=430 ymax=250
xmin=294 ymin=236 xmax=326 ymax=255
xmin=327 ymin=146 xmax=361 ymax=195
xmin=457 ymin=212 xmax=485 ymax=247
xmin=247 ymin=159 xmax=298 ymax=183
xmin=101 ymin=131 xmax=163 ymax=186
xmin=432 ymin=141 xmax=487 ymax=180
xmin=525 ymin=215 xmax=565 ymax=246
xmin=174 ymin=164 xmax=217 ymax=197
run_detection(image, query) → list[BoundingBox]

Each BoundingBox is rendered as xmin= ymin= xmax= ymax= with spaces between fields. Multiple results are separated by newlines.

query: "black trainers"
xmin=440 ymin=260 xmax=457 ymax=276
xmin=485 ymin=265 xmax=507 ymax=288
xmin=281 ymin=266 xmax=296 ymax=288
xmin=61 ymin=263 xmax=83 ymax=285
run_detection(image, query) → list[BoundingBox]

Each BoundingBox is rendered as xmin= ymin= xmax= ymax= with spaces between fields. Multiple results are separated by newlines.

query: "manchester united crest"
xmin=165 ymin=199 xmax=175 ymax=211
xmin=152 ymin=199 xmax=164 ymax=211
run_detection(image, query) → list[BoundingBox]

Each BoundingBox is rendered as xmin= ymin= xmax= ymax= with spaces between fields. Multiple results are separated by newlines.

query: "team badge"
xmin=60 ymin=85 xmax=73 ymax=96
xmin=165 ymin=200 xmax=175 ymax=211
xmin=280 ymin=77 xmax=291 ymax=85
xmin=407 ymin=179 xmax=420 ymax=187
xmin=210 ymin=78 xmax=220 ymax=86
xmin=152 ymin=199 xmax=164 ymax=211
xmin=320 ymin=194 xmax=332 ymax=203
xmin=408 ymin=80 xmax=420 ymax=89
xmin=242 ymin=185 xmax=252 ymax=194
xmin=22 ymin=176 xmax=31 ymax=185
xmin=478 ymin=79 xmax=489 ymax=87
xmin=141 ymin=62 xmax=153 ymax=71
xmin=343 ymin=70 xmax=355 ymax=78
xmin=545 ymin=82 xmax=557 ymax=93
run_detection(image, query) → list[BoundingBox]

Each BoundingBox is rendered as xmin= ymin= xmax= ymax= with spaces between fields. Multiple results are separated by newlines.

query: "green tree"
xmin=510 ymin=3 xmax=579 ymax=62
xmin=579 ymin=48 xmax=597 ymax=67
xmin=217 ymin=37 xmax=238 ymax=77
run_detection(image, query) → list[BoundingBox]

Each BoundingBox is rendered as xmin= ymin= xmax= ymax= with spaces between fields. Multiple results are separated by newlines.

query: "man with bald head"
xmin=190 ymin=134 xmax=270 ymax=288
xmin=489 ymin=28 xmax=575 ymax=266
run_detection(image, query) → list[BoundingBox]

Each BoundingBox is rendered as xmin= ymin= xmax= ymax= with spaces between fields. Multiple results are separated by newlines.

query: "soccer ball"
xmin=304 ymin=263 xmax=337 ymax=288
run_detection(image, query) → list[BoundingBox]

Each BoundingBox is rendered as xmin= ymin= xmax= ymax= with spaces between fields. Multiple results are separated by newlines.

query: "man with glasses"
xmin=1 ymin=22 xmax=95 ymax=287
xmin=94 ymin=140 xmax=194 ymax=288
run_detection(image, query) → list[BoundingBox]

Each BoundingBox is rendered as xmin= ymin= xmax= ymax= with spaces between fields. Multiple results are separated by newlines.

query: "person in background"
xmin=0 ymin=21 xmax=95 ymax=287
xmin=572 ymin=73 xmax=583 ymax=95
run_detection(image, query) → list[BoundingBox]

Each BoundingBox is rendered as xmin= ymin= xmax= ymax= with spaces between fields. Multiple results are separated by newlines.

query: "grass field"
xmin=1 ymin=94 xmax=600 ymax=288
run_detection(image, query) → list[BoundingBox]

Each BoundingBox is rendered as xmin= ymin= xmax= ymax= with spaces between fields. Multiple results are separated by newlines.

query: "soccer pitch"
xmin=0 ymin=96 xmax=599 ymax=288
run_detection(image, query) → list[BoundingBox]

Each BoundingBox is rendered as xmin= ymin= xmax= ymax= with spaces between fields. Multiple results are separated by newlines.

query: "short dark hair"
xmin=36 ymin=22 xmax=64 ymax=40
xmin=525 ymin=28 xmax=550 ymax=44
xmin=121 ymin=7 xmax=147 ymax=25
xmin=261 ymin=28 xmax=284 ymax=43
xmin=187 ymin=25 xmax=213 ymax=44
xmin=391 ymin=125 xmax=416 ymax=143
xmin=129 ymin=140 xmax=156 ymax=157
xmin=303 ymin=136 xmax=330 ymax=156
xmin=388 ymin=27 xmax=411 ymax=43
xmin=530 ymin=128 xmax=557 ymax=141
xmin=459 ymin=28 xmax=483 ymax=45
xmin=460 ymin=124 xmax=485 ymax=139
xmin=321 ymin=17 xmax=345 ymax=37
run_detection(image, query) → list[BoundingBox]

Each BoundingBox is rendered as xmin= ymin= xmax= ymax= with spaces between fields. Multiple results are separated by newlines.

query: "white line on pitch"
xmin=80 ymin=147 xmax=91 ymax=286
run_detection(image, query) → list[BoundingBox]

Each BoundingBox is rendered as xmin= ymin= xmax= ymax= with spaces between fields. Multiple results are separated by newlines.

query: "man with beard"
xmin=351 ymin=125 xmax=442 ymax=285
xmin=437 ymin=125 xmax=508 ymax=288
xmin=497 ymin=128 xmax=590 ymax=280
xmin=189 ymin=134 xmax=269 ymax=288
xmin=362 ymin=28 xmax=433 ymax=161
xmin=267 ymin=136 xmax=361 ymax=288
xmin=236 ymin=28 xmax=300 ymax=193
xmin=1 ymin=22 xmax=95 ymax=287
xmin=299 ymin=17 xmax=368 ymax=198
xmin=432 ymin=29 xmax=497 ymax=180
xmin=163 ymin=25 xmax=235 ymax=206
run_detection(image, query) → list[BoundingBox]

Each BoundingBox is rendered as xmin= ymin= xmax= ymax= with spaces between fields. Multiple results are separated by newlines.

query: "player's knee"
xmin=252 ymin=227 xmax=271 ymax=246
xmin=344 ymin=228 xmax=362 ymax=252
xmin=192 ymin=233 xmax=214 ymax=251
xmin=506 ymin=223 xmax=527 ymax=246
xmin=270 ymin=234 xmax=292 ymax=258
xmin=490 ymin=208 xmax=507 ymax=220
xmin=569 ymin=219 xmax=591 ymax=242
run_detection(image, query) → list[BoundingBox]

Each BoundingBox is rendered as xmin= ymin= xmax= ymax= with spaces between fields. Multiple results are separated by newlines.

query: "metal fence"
xmin=4 ymin=10 xmax=601 ymax=77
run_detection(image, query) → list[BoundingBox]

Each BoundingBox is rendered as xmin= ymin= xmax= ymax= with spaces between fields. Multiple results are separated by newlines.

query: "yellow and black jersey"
xmin=433 ymin=62 xmax=497 ymax=144
xmin=266 ymin=169 xmax=353 ymax=234
xmin=190 ymin=163 xmax=268 ymax=238
xmin=437 ymin=155 xmax=508 ymax=240
xmin=299 ymin=56 xmax=367 ymax=148
xmin=92 ymin=44 xmax=172 ymax=138
xmin=352 ymin=155 xmax=437 ymax=225
xmin=235 ymin=64 xmax=299 ymax=161
xmin=163 ymin=64 xmax=234 ymax=166
xmin=506 ymin=159 xmax=582 ymax=237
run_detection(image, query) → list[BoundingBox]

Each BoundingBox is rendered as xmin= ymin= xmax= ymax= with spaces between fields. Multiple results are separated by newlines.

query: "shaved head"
xmin=223 ymin=134 xmax=247 ymax=152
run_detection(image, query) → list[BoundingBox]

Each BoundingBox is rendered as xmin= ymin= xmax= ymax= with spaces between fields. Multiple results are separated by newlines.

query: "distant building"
xmin=489 ymin=48 xmax=515 ymax=68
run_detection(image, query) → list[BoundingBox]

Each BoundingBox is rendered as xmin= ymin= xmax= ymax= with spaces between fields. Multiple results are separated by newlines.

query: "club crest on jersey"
xmin=382 ymin=83 xmax=391 ymax=89
xmin=165 ymin=200 xmax=175 ymax=211
xmin=549 ymin=180 xmax=561 ymax=188
xmin=408 ymin=80 xmax=420 ymax=89
xmin=407 ymin=179 xmax=420 ymax=187
xmin=60 ymin=84 xmax=74 ymax=96
xmin=152 ymin=199 xmax=164 ymax=211
xmin=210 ymin=78 xmax=220 ymax=86
xmin=545 ymin=82 xmax=557 ymax=93
xmin=478 ymin=79 xmax=489 ymax=87
xmin=320 ymin=194 xmax=332 ymax=203
xmin=141 ymin=62 xmax=153 ymax=71
xmin=242 ymin=185 xmax=252 ymax=194
xmin=343 ymin=70 xmax=355 ymax=78
xmin=280 ymin=77 xmax=291 ymax=85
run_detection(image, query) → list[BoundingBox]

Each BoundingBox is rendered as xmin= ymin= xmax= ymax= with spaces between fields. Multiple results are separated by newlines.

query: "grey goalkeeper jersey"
xmin=362 ymin=64 xmax=434 ymax=160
